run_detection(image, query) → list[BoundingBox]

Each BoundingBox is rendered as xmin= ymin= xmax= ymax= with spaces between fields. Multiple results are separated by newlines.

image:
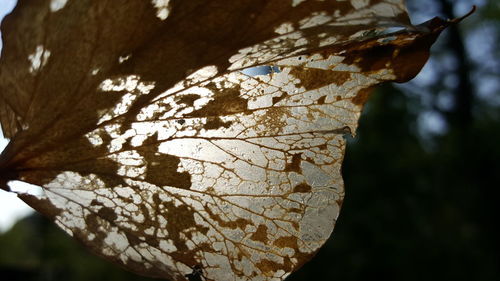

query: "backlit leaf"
xmin=0 ymin=1 xmax=460 ymax=280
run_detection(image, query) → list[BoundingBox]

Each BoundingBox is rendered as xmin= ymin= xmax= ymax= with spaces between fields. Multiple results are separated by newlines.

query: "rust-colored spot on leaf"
xmin=97 ymin=206 xmax=118 ymax=222
xmin=138 ymin=134 xmax=192 ymax=189
xmin=203 ymin=117 xmax=232 ymax=130
xmin=177 ymin=94 xmax=201 ymax=107
xmin=351 ymin=87 xmax=374 ymax=106
xmin=84 ymin=213 xmax=107 ymax=248
xmin=272 ymin=93 xmax=287 ymax=105
xmin=285 ymin=153 xmax=302 ymax=173
xmin=343 ymin=44 xmax=396 ymax=73
xmin=274 ymin=236 xmax=298 ymax=249
xmin=158 ymin=198 xmax=209 ymax=258
xmin=250 ymin=224 xmax=268 ymax=243
xmin=256 ymin=259 xmax=282 ymax=276
xmin=125 ymin=232 xmax=142 ymax=247
xmin=190 ymin=84 xmax=247 ymax=117
xmin=289 ymin=67 xmax=351 ymax=90
xmin=293 ymin=182 xmax=312 ymax=193
xmin=316 ymin=95 xmax=327 ymax=104
xmin=204 ymin=204 xmax=251 ymax=231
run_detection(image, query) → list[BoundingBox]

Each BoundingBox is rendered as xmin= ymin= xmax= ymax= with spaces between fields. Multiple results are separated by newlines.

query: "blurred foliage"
xmin=1 ymin=0 xmax=499 ymax=280
xmin=479 ymin=0 xmax=500 ymax=22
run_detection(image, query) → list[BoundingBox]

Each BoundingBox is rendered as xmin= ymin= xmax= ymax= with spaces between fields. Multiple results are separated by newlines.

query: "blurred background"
xmin=0 ymin=0 xmax=499 ymax=280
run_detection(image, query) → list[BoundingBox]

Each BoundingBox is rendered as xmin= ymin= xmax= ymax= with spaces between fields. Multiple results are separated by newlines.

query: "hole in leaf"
xmin=241 ymin=65 xmax=281 ymax=76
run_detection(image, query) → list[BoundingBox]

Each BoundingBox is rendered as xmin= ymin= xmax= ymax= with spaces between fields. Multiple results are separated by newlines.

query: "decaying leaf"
xmin=0 ymin=1 xmax=466 ymax=280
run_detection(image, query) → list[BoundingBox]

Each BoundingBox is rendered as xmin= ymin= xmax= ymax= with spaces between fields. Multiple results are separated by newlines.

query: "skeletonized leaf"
xmin=0 ymin=1 xmax=458 ymax=280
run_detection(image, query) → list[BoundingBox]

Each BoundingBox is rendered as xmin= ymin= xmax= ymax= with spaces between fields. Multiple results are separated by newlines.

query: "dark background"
xmin=1 ymin=0 xmax=499 ymax=280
